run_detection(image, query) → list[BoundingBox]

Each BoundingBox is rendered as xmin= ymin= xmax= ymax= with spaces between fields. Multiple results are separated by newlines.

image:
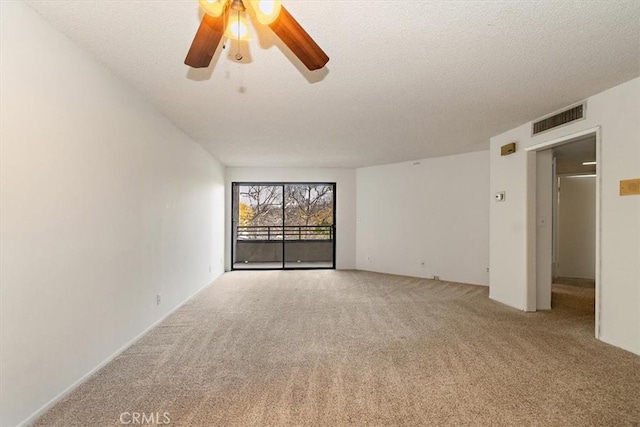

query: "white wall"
xmin=489 ymin=77 xmax=640 ymax=355
xmin=557 ymin=176 xmax=596 ymax=280
xmin=0 ymin=2 xmax=226 ymax=426
xmin=356 ymin=151 xmax=490 ymax=286
xmin=224 ymin=168 xmax=357 ymax=270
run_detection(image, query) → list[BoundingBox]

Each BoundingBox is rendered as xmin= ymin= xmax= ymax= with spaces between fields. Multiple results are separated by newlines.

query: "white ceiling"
xmin=24 ymin=1 xmax=640 ymax=168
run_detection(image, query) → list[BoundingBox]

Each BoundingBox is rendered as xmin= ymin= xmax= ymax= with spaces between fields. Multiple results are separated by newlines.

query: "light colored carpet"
xmin=34 ymin=271 xmax=640 ymax=426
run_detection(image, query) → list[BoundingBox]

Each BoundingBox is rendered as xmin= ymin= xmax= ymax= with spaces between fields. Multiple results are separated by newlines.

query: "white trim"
xmin=595 ymin=128 xmax=602 ymax=339
xmin=16 ymin=277 xmax=220 ymax=427
xmin=525 ymin=127 xmax=599 ymax=152
xmin=526 ymin=126 xmax=602 ymax=339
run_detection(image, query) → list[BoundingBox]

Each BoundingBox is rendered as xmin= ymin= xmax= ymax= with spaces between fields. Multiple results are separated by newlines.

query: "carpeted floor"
xmin=34 ymin=271 xmax=640 ymax=426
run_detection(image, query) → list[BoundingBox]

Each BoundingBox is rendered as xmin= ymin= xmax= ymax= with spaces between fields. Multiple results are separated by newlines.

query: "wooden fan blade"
xmin=269 ymin=6 xmax=329 ymax=71
xmin=185 ymin=13 xmax=226 ymax=68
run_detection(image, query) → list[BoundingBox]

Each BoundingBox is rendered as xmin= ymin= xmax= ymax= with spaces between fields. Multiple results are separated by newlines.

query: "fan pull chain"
xmin=235 ymin=9 xmax=243 ymax=61
xmin=222 ymin=5 xmax=227 ymax=50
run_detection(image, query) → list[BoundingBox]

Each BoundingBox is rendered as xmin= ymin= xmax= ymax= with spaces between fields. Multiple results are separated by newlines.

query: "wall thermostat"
xmin=495 ymin=191 xmax=506 ymax=202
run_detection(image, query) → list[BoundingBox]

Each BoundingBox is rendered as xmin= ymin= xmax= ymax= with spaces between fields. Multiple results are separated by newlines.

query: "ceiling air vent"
xmin=532 ymin=103 xmax=585 ymax=135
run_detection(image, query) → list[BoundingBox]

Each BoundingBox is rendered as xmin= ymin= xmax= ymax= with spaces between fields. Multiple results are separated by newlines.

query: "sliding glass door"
xmin=283 ymin=184 xmax=334 ymax=268
xmin=232 ymin=184 xmax=284 ymax=269
xmin=232 ymin=182 xmax=335 ymax=270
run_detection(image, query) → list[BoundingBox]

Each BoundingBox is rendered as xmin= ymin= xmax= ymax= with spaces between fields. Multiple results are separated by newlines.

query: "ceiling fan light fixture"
xmin=230 ymin=0 xmax=247 ymax=12
xmin=251 ymin=0 xmax=282 ymax=25
xmin=197 ymin=0 xmax=224 ymax=17
xmin=226 ymin=14 xmax=251 ymax=41
xmin=185 ymin=0 xmax=329 ymax=71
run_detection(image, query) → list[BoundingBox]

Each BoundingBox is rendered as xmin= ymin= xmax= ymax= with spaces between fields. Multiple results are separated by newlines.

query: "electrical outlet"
xmin=420 ymin=261 xmax=425 ymax=267
xmin=486 ymin=267 xmax=490 ymax=273
xmin=156 ymin=294 xmax=161 ymax=305
xmin=433 ymin=275 xmax=440 ymax=281
xmin=367 ymin=256 xmax=372 ymax=262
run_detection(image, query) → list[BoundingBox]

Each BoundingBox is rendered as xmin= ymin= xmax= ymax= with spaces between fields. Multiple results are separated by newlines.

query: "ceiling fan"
xmin=185 ymin=0 xmax=329 ymax=71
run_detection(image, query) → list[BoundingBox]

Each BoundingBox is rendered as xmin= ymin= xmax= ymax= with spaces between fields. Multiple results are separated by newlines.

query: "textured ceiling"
xmin=24 ymin=1 xmax=640 ymax=168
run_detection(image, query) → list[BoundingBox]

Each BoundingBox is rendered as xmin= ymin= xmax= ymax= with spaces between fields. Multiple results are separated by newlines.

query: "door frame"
xmin=525 ymin=126 xmax=601 ymax=338
xmin=230 ymin=182 xmax=337 ymax=271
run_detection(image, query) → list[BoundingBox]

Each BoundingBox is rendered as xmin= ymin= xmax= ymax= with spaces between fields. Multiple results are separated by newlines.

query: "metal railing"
xmin=236 ymin=225 xmax=333 ymax=241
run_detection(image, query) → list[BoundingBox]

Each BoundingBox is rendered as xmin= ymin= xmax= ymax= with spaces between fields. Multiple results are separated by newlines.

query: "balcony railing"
xmin=236 ymin=225 xmax=333 ymax=241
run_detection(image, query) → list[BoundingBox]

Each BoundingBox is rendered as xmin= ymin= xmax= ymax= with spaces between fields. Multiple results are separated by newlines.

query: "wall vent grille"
xmin=533 ymin=103 xmax=585 ymax=135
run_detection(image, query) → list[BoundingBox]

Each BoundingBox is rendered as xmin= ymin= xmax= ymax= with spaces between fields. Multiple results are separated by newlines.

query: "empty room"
xmin=1 ymin=1 xmax=639 ymax=426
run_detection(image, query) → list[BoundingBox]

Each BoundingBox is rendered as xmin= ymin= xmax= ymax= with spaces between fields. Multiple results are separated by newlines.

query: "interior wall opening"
xmin=533 ymin=131 xmax=598 ymax=331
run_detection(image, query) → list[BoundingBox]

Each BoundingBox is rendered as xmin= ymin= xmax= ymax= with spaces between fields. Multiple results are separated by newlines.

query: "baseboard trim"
xmin=599 ymin=333 xmax=640 ymax=356
xmin=356 ymin=268 xmax=489 ymax=287
xmin=16 ymin=275 xmax=221 ymax=427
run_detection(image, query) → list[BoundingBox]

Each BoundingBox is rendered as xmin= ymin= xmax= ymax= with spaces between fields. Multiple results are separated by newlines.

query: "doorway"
xmin=231 ymin=182 xmax=336 ymax=270
xmin=554 ymin=139 xmax=597 ymax=288
xmin=528 ymin=127 xmax=600 ymax=336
